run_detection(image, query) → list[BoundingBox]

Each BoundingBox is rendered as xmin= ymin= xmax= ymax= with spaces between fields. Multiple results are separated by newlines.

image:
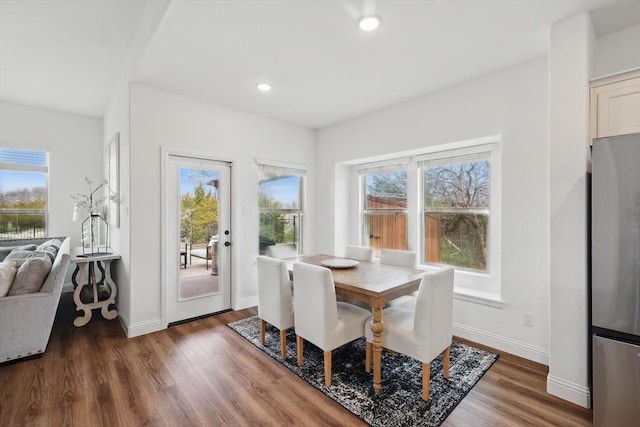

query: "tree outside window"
xmin=180 ymin=169 xmax=219 ymax=246
xmin=258 ymin=164 xmax=305 ymax=255
xmin=423 ymin=158 xmax=490 ymax=271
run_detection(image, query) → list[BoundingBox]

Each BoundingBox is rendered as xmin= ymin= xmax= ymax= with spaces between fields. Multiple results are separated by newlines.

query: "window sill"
xmin=454 ymin=288 xmax=504 ymax=308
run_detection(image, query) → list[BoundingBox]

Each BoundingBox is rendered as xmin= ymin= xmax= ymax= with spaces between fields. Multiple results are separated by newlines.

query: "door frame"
xmin=160 ymin=147 xmax=234 ymax=328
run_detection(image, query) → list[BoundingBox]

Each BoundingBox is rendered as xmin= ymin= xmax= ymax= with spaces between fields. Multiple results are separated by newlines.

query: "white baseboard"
xmin=125 ymin=317 xmax=163 ymax=338
xmin=235 ymin=295 xmax=258 ymax=311
xmin=547 ymin=374 xmax=591 ymax=408
xmin=453 ymin=322 xmax=549 ymax=365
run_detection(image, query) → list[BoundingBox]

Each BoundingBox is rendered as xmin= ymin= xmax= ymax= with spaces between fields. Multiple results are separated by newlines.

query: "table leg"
xmin=73 ymin=263 xmax=92 ymax=327
xmin=371 ymin=303 xmax=384 ymax=395
xmin=100 ymin=259 xmax=119 ymax=320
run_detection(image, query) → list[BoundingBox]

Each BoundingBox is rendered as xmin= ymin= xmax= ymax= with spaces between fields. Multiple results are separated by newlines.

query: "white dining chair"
xmin=344 ymin=245 xmax=373 ymax=262
xmin=379 ymin=248 xmax=417 ymax=268
xmin=266 ymin=243 xmax=298 ymax=259
xmin=257 ymin=256 xmax=294 ymax=360
xmin=364 ymin=267 xmax=454 ymax=400
xmin=293 ymin=262 xmax=371 ymax=387
xmin=380 ymin=249 xmax=418 ymax=308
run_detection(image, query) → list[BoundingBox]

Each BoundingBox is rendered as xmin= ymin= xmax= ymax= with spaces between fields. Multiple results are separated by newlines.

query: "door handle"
xmin=224 ymin=241 xmax=231 ymax=247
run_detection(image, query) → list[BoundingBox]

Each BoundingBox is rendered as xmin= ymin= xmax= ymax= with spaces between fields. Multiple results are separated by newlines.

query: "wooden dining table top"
xmin=284 ymin=253 xmax=425 ymax=304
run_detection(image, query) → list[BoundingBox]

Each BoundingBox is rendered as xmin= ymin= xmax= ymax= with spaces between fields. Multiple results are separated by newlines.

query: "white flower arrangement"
xmin=71 ymin=177 xmax=119 ymax=219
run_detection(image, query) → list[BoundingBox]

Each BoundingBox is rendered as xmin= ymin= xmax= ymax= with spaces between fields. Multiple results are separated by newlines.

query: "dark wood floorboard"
xmin=0 ymin=292 xmax=592 ymax=426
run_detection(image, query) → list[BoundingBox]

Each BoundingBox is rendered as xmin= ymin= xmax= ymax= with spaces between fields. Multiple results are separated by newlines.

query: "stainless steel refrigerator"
xmin=591 ymin=133 xmax=640 ymax=427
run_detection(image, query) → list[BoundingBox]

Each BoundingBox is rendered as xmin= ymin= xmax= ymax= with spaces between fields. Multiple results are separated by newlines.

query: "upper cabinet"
xmin=590 ymin=69 xmax=640 ymax=142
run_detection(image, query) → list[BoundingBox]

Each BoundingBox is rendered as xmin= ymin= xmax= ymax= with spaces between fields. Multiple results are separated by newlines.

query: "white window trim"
xmin=257 ymin=159 xmax=307 ymax=252
xmin=349 ymin=135 xmax=502 ymax=305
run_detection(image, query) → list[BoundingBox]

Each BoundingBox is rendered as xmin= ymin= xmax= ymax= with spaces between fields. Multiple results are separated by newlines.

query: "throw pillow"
xmin=36 ymin=239 xmax=62 ymax=252
xmin=8 ymin=256 xmax=52 ymax=296
xmin=0 ymin=261 xmax=18 ymax=297
xmin=6 ymin=251 xmax=50 ymax=268
xmin=0 ymin=244 xmax=37 ymax=262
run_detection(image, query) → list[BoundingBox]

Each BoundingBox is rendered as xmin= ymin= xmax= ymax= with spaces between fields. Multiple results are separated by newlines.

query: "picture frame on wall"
xmin=106 ymin=132 xmax=120 ymax=228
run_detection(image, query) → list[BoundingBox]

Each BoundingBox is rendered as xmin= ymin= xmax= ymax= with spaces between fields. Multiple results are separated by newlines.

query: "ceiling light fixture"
xmin=358 ymin=15 xmax=381 ymax=32
xmin=256 ymin=82 xmax=272 ymax=92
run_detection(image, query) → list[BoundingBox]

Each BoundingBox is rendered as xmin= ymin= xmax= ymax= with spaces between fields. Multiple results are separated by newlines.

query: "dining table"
xmin=284 ymin=253 xmax=425 ymax=395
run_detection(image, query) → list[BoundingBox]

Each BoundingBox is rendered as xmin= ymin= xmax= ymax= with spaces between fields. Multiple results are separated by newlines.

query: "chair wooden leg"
xmin=443 ymin=346 xmax=450 ymax=379
xmin=365 ymin=341 xmax=372 ymax=373
xmin=280 ymin=329 xmax=287 ymax=359
xmin=260 ymin=319 xmax=266 ymax=345
xmin=297 ymin=335 xmax=303 ymax=367
xmin=324 ymin=351 xmax=332 ymax=387
xmin=423 ymin=362 xmax=430 ymax=401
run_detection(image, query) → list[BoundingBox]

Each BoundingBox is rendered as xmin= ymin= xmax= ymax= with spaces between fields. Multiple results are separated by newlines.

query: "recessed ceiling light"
xmin=256 ymin=82 xmax=272 ymax=92
xmin=358 ymin=15 xmax=381 ymax=32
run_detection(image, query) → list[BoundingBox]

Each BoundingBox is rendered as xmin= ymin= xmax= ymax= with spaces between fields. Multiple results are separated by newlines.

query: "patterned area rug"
xmin=228 ymin=315 xmax=498 ymax=427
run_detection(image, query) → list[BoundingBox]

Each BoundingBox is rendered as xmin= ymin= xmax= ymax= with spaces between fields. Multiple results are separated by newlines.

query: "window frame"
xmin=351 ymin=136 xmax=502 ymax=303
xmin=0 ymin=148 xmax=49 ymax=240
xmin=419 ymin=151 xmax=492 ymax=274
xmin=257 ymin=160 xmax=306 ymax=254
xmin=359 ymin=163 xmax=409 ymax=256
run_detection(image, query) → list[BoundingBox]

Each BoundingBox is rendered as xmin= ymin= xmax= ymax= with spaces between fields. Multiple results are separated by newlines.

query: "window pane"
xmin=0 ymin=171 xmax=47 ymax=239
xmin=425 ymin=161 xmax=489 ymax=209
xmin=259 ymin=212 xmax=300 ymax=254
xmin=424 ymin=212 xmax=488 ymax=271
xmin=365 ymin=212 xmax=407 ymax=257
xmin=259 ymin=175 xmax=301 ymax=209
xmin=365 ymin=170 xmax=407 ymax=209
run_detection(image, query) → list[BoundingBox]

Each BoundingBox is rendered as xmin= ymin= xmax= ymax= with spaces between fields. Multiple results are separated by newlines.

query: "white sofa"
xmin=0 ymin=237 xmax=70 ymax=363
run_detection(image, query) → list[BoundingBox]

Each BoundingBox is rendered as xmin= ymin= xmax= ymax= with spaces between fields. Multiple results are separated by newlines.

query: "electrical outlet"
xmin=523 ymin=312 xmax=534 ymax=327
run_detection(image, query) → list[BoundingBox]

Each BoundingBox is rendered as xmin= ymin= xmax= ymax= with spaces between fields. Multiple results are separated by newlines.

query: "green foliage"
xmin=0 ymin=187 xmax=46 ymax=234
xmin=181 ymin=183 xmax=218 ymax=243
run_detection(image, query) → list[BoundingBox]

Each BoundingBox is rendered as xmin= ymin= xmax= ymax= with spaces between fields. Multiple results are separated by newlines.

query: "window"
xmin=0 ymin=148 xmax=49 ymax=240
xmin=360 ymin=165 xmax=408 ymax=257
xmin=353 ymin=137 xmax=501 ymax=301
xmin=258 ymin=162 xmax=306 ymax=255
xmin=421 ymin=154 xmax=490 ymax=272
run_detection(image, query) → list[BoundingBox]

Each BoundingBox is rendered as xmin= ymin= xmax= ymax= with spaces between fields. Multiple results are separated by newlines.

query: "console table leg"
xmin=73 ymin=263 xmax=93 ymax=327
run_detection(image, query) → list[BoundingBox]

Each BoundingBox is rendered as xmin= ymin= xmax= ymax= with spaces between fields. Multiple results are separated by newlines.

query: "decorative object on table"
xmin=320 ymin=258 xmax=359 ymax=269
xmin=71 ymin=177 xmax=118 ymax=256
xmin=229 ymin=315 xmax=498 ymax=427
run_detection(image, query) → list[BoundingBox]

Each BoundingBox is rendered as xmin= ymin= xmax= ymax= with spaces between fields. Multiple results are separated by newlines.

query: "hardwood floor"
xmin=0 ymin=293 xmax=593 ymax=426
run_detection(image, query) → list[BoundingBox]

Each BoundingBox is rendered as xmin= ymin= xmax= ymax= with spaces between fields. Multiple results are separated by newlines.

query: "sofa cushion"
xmin=36 ymin=239 xmax=62 ymax=252
xmin=0 ymin=261 xmax=18 ymax=297
xmin=4 ymin=249 xmax=50 ymax=266
xmin=0 ymin=244 xmax=37 ymax=262
xmin=8 ymin=256 xmax=52 ymax=296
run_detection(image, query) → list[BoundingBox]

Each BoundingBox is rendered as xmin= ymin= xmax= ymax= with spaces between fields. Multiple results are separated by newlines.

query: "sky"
xmin=0 ymin=171 xmax=46 ymax=193
xmin=180 ymin=168 xmax=219 ymax=196
xmin=260 ymin=175 xmax=300 ymax=206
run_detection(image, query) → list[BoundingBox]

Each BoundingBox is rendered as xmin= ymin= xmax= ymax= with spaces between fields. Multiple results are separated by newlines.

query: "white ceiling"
xmin=1 ymin=0 xmax=639 ymax=129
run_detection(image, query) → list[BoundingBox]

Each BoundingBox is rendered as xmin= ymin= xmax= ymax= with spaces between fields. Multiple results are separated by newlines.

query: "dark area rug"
xmin=228 ymin=315 xmax=498 ymax=427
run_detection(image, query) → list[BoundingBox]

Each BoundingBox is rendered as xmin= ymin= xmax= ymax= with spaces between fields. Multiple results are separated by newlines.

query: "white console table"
xmin=71 ymin=248 xmax=120 ymax=327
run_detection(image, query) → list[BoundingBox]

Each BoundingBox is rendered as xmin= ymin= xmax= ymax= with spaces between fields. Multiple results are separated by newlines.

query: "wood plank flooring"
xmin=0 ymin=293 xmax=593 ymax=426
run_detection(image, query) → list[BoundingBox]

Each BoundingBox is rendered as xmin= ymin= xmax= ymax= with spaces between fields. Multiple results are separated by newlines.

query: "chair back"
xmin=257 ymin=256 xmax=294 ymax=329
xmin=266 ymin=243 xmax=298 ymax=259
xmin=379 ymin=249 xmax=417 ymax=268
xmin=293 ymin=263 xmax=338 ymax=349
xmin=413 ymin=268 xmax=454 ymax=347
xmin=345 ymin=245 xmax=373 ymax=262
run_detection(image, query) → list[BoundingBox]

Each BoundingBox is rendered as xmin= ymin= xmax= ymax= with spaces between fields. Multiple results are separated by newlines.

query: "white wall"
xmin=103 ymin=81 xmax=132 ymax=329
xmin=317 ymin=57 xmax=551 ymax=363
xmin=125 ymin=84 xmax=315 ymax=335
xmin=0 ymin=100 xmax=102 ymax=247
xmin=594 ymin=23 xmax=640 ymax=78
xmin=548 ymin=12 xmax=595 ymax=408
